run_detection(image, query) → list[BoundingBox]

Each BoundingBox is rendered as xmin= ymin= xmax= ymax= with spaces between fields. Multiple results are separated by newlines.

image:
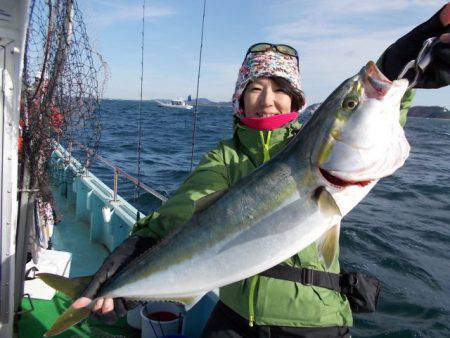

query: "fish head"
xmin=308 ymin=61 xmax=410 ymax=215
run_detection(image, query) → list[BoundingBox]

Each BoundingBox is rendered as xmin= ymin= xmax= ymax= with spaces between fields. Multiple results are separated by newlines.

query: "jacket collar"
xmin=234 ymin=120 xmax=301 ymax=167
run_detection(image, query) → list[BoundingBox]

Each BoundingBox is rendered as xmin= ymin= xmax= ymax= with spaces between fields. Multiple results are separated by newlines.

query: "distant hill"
xmin=300 ymin=104 xmax=450 ymax=121
xmin=186 ymin=98 xmax=232 ymax=107
xmin=149 ymin=100 xmax=449 ymax=119
xmin=408 ymin=106 xmax=450 ymax=119
xmin=152 ymin=98 xmax=232 ymax=107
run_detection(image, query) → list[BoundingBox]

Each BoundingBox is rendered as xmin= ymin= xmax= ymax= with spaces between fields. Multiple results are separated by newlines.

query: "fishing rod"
xmin=189 ymin=0 xmax=207 ymax=172
xmin=135 ymin=0 xmax=146 ymax=209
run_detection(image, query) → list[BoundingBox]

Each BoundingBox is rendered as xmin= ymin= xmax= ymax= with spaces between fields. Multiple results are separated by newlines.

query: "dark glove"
xmin=81 ymin=234 xmax=157 ymax=321
xmin=382 ymin=4 xmax=450 ymax=88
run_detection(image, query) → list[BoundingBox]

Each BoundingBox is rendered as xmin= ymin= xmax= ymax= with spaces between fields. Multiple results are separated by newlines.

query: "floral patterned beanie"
xmin=232 ymin=48 xmax=306 ymax=118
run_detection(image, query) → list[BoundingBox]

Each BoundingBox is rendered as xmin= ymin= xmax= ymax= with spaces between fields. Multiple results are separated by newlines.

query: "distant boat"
xmin=156 ymin=99 xmax=193 ymax=110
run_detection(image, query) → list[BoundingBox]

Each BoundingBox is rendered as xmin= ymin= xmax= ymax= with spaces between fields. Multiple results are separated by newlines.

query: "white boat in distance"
xmin=157 ymin=99 xmax=193 ymax=110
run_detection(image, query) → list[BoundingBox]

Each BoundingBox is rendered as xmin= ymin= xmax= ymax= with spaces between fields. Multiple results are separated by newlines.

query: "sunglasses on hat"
xmin=246 ymin=43 xmax=299 ymax=63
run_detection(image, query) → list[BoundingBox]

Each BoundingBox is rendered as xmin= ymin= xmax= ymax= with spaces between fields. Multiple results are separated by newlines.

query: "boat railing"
xmin=62 ymin=140 xmax=168 ymax=204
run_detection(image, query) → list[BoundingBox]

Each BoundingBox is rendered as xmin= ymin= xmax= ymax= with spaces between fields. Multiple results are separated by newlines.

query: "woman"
xmin=74 ymin=4 xmax=450 ymax=337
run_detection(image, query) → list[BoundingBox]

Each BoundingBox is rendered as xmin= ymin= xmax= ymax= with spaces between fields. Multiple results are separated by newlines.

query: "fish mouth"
xmin=319 ymin=168 xmax=372 ymax=188
xmin=363 ymin=61 xmax=393 ymax=99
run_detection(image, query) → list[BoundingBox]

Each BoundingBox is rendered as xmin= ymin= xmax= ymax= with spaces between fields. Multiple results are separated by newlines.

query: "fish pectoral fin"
xmin=44 ymin=300 xmax=94 ymax=337
xmin=37 ymin=273 xmax=92 ymax=299
xmin=317 ymin=223 xmax=341 ymax=269
xmin=313 ymin=186 xmax=342 ymax=217
xmin=194 ymin=189 xmax=228 ymax=213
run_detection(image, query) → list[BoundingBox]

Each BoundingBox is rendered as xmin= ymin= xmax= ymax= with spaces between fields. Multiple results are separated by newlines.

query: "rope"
xmin=189 ymin=0 xmax=207 ymax=172
xmin=135 ymin=0 xmax=146 ymax=207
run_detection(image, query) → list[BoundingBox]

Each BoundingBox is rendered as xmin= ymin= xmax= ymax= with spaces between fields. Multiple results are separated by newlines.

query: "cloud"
xmin=276 ymin=28 xmax=407 ymax=103
xmin=303 ymin=0 xmax=409 ymax=13
xmin=262 ymin=0 xmax=448 ymax=104
xmin=268 ymin=21 xmax=361 ymax=41
xmin=82 ymin=0 xmax=175 ymax=30
xmin=275 ymin=0 xmax=444 ymax=15
xmin=266 ymin=15 xmax=408 ymax=79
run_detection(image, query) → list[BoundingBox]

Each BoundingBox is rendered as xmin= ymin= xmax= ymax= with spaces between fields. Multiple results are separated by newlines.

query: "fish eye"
xmin=342 ymin=96 xmax=359 ymax=112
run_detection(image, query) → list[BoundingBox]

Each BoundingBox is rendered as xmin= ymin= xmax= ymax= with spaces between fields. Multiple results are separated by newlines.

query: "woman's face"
xmin=243 ymin=77 xmax=292 ymax=117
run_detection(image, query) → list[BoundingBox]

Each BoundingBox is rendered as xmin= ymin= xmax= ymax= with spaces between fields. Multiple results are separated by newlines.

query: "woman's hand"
xmin=72 ymin=296 xmax=115 ymax=314
xmin=71 ymin=296 xmax=138 ymax=324
xmin=73 ymin=235 xmax=157 ymax=322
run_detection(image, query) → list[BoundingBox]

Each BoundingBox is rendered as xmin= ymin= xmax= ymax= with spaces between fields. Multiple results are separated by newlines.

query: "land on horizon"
xmin=101 ymin=98 xmax=450 ymax=119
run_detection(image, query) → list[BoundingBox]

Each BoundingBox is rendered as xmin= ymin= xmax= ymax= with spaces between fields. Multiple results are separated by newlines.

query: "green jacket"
xmin=133 ymin=90 xmax=414 ymax=328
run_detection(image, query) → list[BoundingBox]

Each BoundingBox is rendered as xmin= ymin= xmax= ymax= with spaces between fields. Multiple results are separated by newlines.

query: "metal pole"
xmin=69 ymin=140 xmax=167 ymax=203
xmin=113 ymin=169 xmax=119 ymax=202
xmin=67 ymin=140 xmax=72 ymax=165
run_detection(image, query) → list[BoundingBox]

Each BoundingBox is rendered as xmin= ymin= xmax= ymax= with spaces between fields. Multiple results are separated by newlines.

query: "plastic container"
xmin=141 ymin=301 xmax=186 ymax=338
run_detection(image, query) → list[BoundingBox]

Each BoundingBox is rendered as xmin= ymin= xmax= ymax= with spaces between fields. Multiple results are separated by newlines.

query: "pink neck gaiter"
xmin=241 ymin=112 xmax=298 ymax=131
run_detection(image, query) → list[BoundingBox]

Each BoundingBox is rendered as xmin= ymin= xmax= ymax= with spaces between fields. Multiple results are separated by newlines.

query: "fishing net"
xmin=21 ymin=0 xmax=107 ymax=202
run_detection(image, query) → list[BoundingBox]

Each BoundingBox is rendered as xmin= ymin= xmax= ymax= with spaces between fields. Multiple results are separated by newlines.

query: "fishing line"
xmin=189 ymin=0 xmax=207 ymax=172
xmin=135 ymin=0 xmax=146 ymax=209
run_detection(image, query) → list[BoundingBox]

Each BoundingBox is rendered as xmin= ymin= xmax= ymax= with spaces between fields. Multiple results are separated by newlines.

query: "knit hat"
xmin=232 ymin=48 xmax=305 ymax=117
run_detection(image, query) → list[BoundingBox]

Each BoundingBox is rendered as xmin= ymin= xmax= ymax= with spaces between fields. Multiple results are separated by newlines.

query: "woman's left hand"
xmin=382 ymin=2 xmax=450 ymax=89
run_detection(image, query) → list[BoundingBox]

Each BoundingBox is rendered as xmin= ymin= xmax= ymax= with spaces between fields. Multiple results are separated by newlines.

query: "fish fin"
xmin=317 ymin=223 xmax=341 ymax=269
xmin=313 ymin=186 xmax=342 ymax=217
xmin=126 ymin=294 xmax=206 ymax=311
xmin=43 ymin=300 xmax=94 ymax=337
xmin=312 ymin=187 xmax=341 ymax=269
xmin=171 ymin=293 xmax=205 ymax=310
xmin=194 ymin=189 xmax=228 ymax=213
xmin=37 ymin=273 xmax=92 ymax=299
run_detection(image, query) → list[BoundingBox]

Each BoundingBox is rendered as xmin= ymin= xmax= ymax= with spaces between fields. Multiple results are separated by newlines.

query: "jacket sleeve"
xmin=398 ymin=88 xmax=415 ymax=127
xmin=131 ymin=146 xmax=230 ymax=240
xmin=377 ymin=54 xmax=415 ymax=127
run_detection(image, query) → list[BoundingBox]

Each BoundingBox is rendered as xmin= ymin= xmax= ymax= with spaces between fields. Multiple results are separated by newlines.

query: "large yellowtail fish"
xmin=40 ymin=61 xmax=410 ymax=336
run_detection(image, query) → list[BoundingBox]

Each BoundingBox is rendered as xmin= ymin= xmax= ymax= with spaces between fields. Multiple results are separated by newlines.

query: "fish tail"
xmin=43 ymin=301 xmax=94 ymax=337
xmin=37 ymin=273 xmax=92 ymax=299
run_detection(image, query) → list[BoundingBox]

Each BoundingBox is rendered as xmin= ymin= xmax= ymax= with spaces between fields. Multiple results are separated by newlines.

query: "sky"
xmin=79 ymin=0 xmax=449 ymax=107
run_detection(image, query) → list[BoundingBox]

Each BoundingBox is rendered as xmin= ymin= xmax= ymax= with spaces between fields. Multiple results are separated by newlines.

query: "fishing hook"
xmin=397 ymin=36 xmax=439 ymax=89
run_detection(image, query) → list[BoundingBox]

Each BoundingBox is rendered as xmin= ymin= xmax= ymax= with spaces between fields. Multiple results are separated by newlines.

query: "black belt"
xmin=259 ymin=265 xmax=346 ymax=293
xmin=259 ymin=264 xmax=381 ymax=313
